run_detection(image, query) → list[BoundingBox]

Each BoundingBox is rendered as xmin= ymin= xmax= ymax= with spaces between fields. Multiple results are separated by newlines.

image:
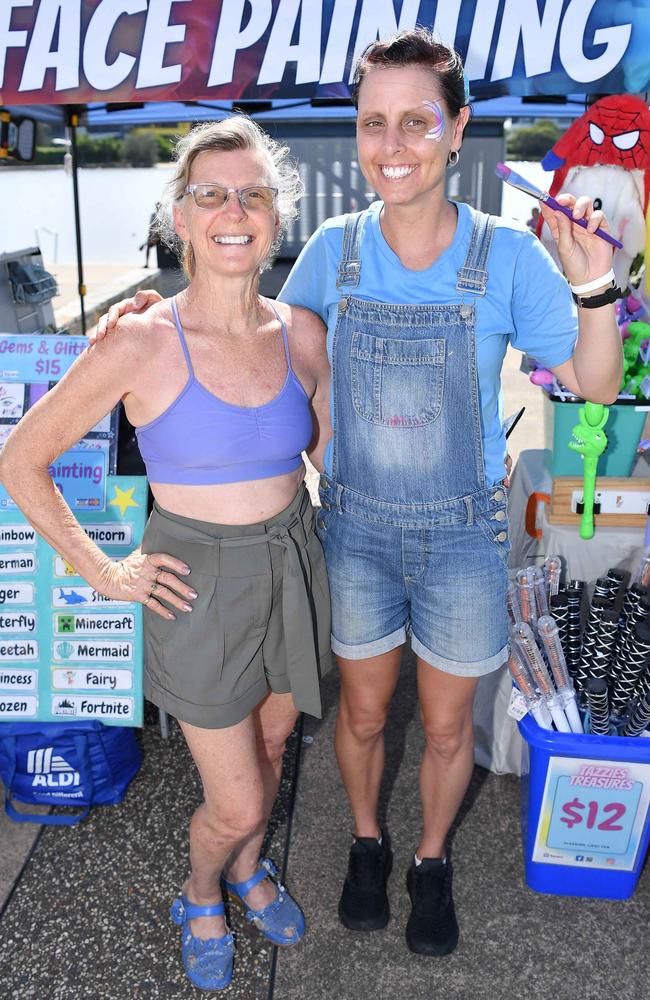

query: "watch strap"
xmin=572 ymin=282 xmax=622 ymax=308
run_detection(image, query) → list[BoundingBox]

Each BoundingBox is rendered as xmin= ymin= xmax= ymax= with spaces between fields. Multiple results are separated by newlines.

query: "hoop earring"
xmin=447 ymin=149 xmax=460 ymax=167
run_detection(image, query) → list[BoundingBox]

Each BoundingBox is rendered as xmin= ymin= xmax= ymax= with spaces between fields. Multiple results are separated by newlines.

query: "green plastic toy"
xmin=567 ymin=402 xmax=609 ymax=540
xmin=622 ymin=320 xmax=650 ymax=393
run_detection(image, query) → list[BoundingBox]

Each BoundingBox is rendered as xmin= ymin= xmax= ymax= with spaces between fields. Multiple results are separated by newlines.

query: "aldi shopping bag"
xmin=0 ymin=720 xmax=141 ymax=825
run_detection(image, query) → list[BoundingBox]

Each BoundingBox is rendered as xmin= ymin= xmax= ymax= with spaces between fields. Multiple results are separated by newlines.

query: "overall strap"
xmin=269 ymin=302 xmax=292 ymax=368
xmin=170 ymin=297 xmax=195 ymax=377
xmin=336 ymin=210 xmax=369 ymax=291
xmin=456 ymin=209 xmax=496 ymax=297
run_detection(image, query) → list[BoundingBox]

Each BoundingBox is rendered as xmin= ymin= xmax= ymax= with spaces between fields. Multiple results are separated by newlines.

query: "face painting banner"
xmin=1 ymin=0 xmax=649 ymax=106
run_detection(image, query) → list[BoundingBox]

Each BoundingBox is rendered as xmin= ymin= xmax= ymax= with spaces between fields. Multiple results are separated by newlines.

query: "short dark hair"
xmin=351 ymin=28 xmax=468 ymax=119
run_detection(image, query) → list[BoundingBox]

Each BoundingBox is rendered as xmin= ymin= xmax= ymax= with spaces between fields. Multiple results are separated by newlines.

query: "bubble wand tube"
xmin=529 ymin=566 xmax=549 ymax=618
xmin=512 ymin=622 xmax=571 ymax=733
xmin=507 ymin=646 xmax=553 ymax=730
xmin=536 ymin=616 xmax=583 ymax=733
xmin=516 ymin=569 xmax=538 ymax=628
xmin=549 ymin=592 xmax=570 ymax=661
xmin=543 ymin=555 xmax=562 ymax=601
xmin=507 ymin=580 xmax=522 ymax=628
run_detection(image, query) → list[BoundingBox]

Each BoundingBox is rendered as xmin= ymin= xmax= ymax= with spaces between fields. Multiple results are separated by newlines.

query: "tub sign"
xmin=532 ymin=755 xmax=650 ymax=871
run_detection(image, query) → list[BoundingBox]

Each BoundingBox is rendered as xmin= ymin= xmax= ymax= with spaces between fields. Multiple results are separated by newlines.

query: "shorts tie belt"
xmin=218 ymin=519 xmax=322 ymax=718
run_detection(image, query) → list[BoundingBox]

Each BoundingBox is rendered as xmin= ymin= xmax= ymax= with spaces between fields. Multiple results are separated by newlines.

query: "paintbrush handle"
xmin=541 ymin=193 xmax=623 ymax=249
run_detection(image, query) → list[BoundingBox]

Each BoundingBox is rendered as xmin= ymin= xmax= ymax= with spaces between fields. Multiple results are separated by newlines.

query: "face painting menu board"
xmin=0 ymin=476 xmax=147 ymax=726
xmin=0 ymin=334 xmax=118 ymax=513
xmin=532 ymin=755 xmax=650 ymax=872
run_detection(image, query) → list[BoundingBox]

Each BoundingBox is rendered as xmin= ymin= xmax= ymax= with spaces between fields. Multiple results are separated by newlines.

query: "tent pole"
xmin=65 ymin=106 xmax=86 ymax=335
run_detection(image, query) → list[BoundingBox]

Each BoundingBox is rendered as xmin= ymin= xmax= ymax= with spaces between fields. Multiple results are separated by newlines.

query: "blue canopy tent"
xmin=83 ymin=95 xmax=589 ymax=129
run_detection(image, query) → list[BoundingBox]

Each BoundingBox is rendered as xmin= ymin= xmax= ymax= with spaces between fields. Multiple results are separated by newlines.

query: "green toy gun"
xmin=567 ymin=402 xmax=609 ymax=540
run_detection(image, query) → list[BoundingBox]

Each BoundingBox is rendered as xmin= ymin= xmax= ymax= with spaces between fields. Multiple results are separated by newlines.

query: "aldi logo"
xmin=27 ymin=746 xmax=80 ymax=788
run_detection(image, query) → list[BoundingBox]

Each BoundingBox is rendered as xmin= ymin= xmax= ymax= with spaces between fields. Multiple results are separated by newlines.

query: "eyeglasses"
xmin=183 ymin=183 xmax=278 ymax=211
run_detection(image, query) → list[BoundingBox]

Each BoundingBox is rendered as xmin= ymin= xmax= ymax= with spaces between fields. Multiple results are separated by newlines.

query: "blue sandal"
xmin=222 ymin=858 xmax=305 ymax=947
xmin=170 ymin=896 xmax=234 ymax=992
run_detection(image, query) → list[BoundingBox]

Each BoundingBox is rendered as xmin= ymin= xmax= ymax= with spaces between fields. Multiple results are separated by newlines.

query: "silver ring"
xmin=143 ymin=595 xmax=152 ymax=607
xmin=150 ymin=581 xmax=159 ymax=595
xmin=154 ymin=566 xmax=163 ymax=581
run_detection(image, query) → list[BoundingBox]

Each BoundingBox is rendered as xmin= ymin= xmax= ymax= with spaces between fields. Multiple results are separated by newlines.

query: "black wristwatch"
xmin=571 ymin=282 xmax=623 ymax=308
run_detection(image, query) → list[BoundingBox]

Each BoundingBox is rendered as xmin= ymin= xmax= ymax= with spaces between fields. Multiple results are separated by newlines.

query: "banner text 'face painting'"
xmin=0 ymin=1 xmax=647 ymax=103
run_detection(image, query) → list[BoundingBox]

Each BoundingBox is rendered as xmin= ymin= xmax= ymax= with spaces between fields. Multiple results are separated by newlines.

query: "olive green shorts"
xmin=141 ymin=486 xmax=331 ymax=729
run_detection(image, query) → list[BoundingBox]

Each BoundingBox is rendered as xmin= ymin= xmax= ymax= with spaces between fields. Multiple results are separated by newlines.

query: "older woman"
xmin=0 ymin=118 xmax=331 ymax=991
xmin=97 ymin=28 xmax=622 ymax=961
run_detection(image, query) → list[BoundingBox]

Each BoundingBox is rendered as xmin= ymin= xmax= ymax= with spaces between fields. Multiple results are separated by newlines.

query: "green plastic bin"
xmin=543 ymin=395 xmax=649 ymax=477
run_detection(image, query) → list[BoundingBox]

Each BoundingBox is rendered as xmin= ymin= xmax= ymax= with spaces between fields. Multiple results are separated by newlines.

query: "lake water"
xmin=0 ymin=161 xmax=545 ymax=268
xmin=1 ymin=165 xmax=175 ymax=268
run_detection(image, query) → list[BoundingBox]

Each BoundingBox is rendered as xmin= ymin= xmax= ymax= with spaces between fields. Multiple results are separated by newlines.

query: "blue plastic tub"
xmin=517 ymin=712 xmax=650 ymax=899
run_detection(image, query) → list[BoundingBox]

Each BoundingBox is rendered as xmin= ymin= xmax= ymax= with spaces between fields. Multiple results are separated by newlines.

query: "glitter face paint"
xmin=422 ymin=100 xmax=445 ymax=140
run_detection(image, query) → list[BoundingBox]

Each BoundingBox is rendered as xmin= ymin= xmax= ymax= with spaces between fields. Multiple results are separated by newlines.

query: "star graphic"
xmin=108 ymin=485 xmax=139 ymax=518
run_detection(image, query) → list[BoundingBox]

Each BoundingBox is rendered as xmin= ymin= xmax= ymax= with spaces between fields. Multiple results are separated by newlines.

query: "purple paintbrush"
xmin=495 ymin=162 xmax=623 ymax=249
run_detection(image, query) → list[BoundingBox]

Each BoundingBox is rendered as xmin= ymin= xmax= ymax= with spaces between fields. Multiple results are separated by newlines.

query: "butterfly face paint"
xmin=422 ymin=100 xmax=445 ymax=141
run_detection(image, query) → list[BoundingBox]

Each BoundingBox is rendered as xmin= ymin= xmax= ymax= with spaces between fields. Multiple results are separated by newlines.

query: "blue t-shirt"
xmin=278 ymin=200 xmax=577 ymax=485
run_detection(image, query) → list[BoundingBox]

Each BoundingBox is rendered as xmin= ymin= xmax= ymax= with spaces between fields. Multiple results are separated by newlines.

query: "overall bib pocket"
xmin=350 ymin=332 xmax=446 ymax=427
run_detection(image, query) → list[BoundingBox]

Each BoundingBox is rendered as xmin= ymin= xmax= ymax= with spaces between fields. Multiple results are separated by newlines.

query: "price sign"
xmin=532 ymin=756 xmax=650 ymax=871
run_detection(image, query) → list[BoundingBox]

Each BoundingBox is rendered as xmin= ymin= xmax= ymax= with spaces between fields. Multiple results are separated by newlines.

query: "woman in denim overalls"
xmin=280 ymin=29 xmax=622 ymax=955
xmin=99 ymin=30 xmax=623 ymax=960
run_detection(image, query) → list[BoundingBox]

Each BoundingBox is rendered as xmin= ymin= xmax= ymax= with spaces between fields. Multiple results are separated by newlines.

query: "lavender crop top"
xmin=135 ymin=299 xmax=313 ymax=485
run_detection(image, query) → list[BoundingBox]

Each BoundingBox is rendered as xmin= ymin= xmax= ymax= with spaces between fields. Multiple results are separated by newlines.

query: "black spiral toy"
xmin=593 ymin=576 xmax=613 ymax=600
xmin=576 ymin=596 xmax=612 ymax=694
xmin=549 ymin=592 xmax=569 ymax=661
xmin=610 ymin=620 xmax=650 ymax=718
xmin=618 ymin=584 xmax=648 ymax=636
xmin=605 ymin=568 xmax=627 ymax=606
xmin=633 ymin=661 xmax=650 ymax=705
xmin=565 ymin=586 xmax=584 ymax=682
xmin=620 ymin=690 xmax=650 ymax=737
xmin=585 ymin=677 xmax=611 ymax=736
xmin=587 ymin=609 xmax=620 ymax=682
xmin=612 ymin=594 xmax=650 ymax=686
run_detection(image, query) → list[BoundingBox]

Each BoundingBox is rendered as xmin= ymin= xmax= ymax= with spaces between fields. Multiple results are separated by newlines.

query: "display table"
xmin=473 ymin=448 xmax=647 ymax=775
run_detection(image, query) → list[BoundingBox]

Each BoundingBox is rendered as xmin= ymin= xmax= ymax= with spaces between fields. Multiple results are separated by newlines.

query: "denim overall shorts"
xmin=317 ymin=207 xmax=509 ymax=676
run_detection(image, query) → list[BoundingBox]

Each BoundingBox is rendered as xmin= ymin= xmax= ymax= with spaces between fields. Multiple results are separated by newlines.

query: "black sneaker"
xmin=405 ymin=858 xmax=459 ymax=956
xmin=338 ymin=831 xmax=393 ymax=931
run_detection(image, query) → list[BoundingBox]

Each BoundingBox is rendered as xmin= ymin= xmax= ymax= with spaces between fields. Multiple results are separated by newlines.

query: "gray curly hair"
xmin=157 ymin=116 xmax=303 ymax=277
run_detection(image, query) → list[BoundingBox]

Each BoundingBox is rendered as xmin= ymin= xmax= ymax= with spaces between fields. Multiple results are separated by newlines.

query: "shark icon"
xmin=58 ymin=588 xmax=87 ymax=605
